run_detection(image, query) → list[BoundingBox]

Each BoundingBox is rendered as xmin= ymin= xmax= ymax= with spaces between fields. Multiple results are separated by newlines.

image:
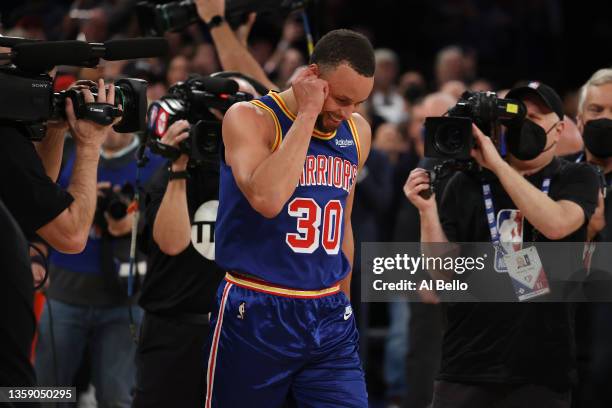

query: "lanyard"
xmin=482 ymin=178 xmax=551 ymax=252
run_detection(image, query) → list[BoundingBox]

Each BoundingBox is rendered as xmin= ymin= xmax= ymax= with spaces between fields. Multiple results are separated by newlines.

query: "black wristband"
xmin=207 ymin=15 xmax=225 ymax=29
xmin=168 ymin=169 xmax=189 ymax=180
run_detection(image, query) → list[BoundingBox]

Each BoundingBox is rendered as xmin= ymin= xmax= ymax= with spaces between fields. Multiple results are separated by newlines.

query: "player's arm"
xmin=223 ymin=67 xmax=327 ymax=218
xmin=153 ymin=121 xmax=192 ymax=255
xmin=195 ymin=0 xmax=278 ymax=92
xmin=340 ymin=113 xmax=372 ymax=299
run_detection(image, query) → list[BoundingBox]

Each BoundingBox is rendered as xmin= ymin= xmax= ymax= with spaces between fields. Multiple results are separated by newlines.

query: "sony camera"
xmin=146 ymin=74 xmax=253 ymax=166
xmin=0 ymin=66 xmax=148 ymax=140
xmin=137 ymin=0 xmax=308 ymax=36
xmin=424 ymin=91 xmax=526 ymax=161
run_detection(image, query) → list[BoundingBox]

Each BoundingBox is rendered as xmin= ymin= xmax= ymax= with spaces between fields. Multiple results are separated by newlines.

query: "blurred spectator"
xmin=191 ymin=42 xmax=219 ymax=76
xmin=373 ymin=122 xmax=409 ymax=165
xmin=556 ymin=115 xmax=584 ymax=156
xmin=372 ymin=49 xmax=407 ymax=124
xmin=166 ymin=54 xmax=189 ymax=87
xmin=399 ymin=71 xmax=427 ymax=112
xmin=35 ymin=125 xmax=165 ymax=408
xmin=275 ymin=47 xmax=306 ymax=90
xmin=563 ymin=89 xmax=580 ymax=119
xmin=440 ymin=80 xmax=466 ymax=101
xmin=469 ymin=78 xmax=494 ymax=92
xmin=435 ymin=46 xmax=466 ymax=88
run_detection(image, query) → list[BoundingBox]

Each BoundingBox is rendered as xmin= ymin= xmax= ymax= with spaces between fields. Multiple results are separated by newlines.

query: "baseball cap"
xmin=506 ymin=81 xmax=564 ymax=121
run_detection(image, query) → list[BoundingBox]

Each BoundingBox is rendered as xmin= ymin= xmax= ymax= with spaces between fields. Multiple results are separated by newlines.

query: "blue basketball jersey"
xmin=215 ymin=92 xmax=361 ymax=290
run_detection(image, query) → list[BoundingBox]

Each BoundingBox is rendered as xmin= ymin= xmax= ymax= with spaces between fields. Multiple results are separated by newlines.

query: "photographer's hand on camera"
xmin=404 ymin=168 xmax=437 ymax=213
xmin=162 ymin=120 xmax=191 ymax=172
xmin=153 ymin=120 xmax=192 ymax=255
xmin=470 ymin=124 xmax=506 ymax=173
xmin=66 ymin=79 xmax=120 ymax=148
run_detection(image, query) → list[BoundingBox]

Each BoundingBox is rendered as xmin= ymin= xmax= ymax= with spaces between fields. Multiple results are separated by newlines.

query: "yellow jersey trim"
xmin=347 ymin=116 xmax=362 ymax=164
xmin=249 ymin=100 xmax=282 ymax=152
xmin=267 ymin=92 xmax=338 ymax=140
xmin=225 ymin=273 xmax=341 ymax=298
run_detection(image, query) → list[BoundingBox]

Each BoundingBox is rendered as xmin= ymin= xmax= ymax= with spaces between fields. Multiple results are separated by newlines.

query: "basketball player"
xmin=207 ymin=29 xmax=375 ymax=407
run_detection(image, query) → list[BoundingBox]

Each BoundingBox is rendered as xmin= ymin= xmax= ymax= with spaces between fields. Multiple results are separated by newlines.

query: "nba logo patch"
xmin=494 ymin=209 xmax=524 ymax=273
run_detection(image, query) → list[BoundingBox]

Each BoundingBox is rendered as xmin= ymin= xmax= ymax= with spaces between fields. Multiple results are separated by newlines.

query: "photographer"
xmin=133 ymin=77 xmax=258 ymax=408
xmin=34 ymin=124 xmax=164 ymax=407
xmin=0 ymin=199 xmax=36 ymax=396
xmin=0 ymin=79 xmax=118 ymax=251
xmin=404 ymin=83 xmax=599 ymax=407
xmin=571 ymin=68 xmax=612 ymax=408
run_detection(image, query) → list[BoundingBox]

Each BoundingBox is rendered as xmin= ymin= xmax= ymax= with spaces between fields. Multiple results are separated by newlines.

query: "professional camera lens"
xmin=434 ymin=123 xmax=465 ymax=156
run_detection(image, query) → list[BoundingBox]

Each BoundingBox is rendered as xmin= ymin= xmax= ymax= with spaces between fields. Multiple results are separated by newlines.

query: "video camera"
xmin=424 ymin=91 xmax=526 ymax=161
xmin=420 ymin=91 xmax=526 ymax=197
xmin=146 ymin=74 xmax=253 ymax=166
xmin=136 ymin=0 xmax=309 ymax=36
xmin=0 ymin=36 xmax=168 ymax=139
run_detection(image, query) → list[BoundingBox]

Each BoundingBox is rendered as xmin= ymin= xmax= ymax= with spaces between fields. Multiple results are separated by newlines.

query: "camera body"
xmin=424 ymin=91 xmax=526 ymax=161
xmin=136 ymin=0 xmax=308 ymax=36
xmin=0 ymin=66 xmax=148 ymax=139
xmin=146 ymin=75 xmax=252 ymax=166
xmin=95 ymin=183 xmax=135 ymax=230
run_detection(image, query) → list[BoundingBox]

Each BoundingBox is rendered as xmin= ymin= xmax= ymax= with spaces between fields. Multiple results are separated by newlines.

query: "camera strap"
xmin=482 ymin=177 xmax=551 ymax=253
xmin=78 ymin=103 xmax=123 ymax=126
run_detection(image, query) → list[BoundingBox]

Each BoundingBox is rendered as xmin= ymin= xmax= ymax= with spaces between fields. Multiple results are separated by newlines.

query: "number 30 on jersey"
xmin=286 ymin=198 xmax=343 ymax=254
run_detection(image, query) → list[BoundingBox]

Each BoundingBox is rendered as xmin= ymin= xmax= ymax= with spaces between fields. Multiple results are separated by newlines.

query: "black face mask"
xmin=583 ymin=118 xmax=612 ymax=159
xmin=506 ymin=119 xmax=557 ymax=161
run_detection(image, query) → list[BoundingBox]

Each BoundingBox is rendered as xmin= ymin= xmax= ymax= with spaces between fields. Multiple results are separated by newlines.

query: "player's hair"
xmin=310 ymin=29 xmax=375 ymax=77
xmin=578 ymin=68 xmax=612 ymax=113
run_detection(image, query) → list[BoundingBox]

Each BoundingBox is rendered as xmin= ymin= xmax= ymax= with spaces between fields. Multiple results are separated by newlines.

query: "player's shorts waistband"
xmin=224 ymin=272 xmax=341 ymax=299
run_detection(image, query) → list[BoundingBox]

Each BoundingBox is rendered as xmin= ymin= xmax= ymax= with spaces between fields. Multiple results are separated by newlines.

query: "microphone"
xmin=12 ymin=41 xmax=93 ymax=72
xmin=10 ymin=38 xmax=169 ymax=72
xmin=103 ymin=38 xmax=169 ymax=60
xmin=193 ymin=76 xmax=239 ymax=95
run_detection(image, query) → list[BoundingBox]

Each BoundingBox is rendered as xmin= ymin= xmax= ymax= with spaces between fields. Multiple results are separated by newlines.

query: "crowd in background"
xmin=1 ymin=1 xmax=610 ymax=407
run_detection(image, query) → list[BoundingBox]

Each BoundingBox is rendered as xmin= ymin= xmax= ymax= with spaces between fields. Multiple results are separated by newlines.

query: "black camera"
xmin=136 ymin=0 xmax=308 ymax=36
xmin=146 ymin=75 xmax=252 ymax=166
xmin=0 ymin=66 xmax=148 ymax=140
xmin=95 ymin=183 xmax=135 ymax=229
xmin=424 ymin=91 xmax=526 ymax=161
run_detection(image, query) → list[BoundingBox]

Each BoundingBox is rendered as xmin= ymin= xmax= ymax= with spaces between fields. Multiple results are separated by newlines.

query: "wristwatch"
xmin=168 ymin=168 xmax=189 ymax=181
xmin=207 ymin=15 xmax=225 ymax=29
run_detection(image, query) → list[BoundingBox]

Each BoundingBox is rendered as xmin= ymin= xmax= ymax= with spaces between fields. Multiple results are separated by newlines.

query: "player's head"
xmin=310 ymin=29 xmax=375 ymax=132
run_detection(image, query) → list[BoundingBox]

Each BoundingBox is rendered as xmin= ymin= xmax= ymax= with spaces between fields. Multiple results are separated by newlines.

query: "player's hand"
xmin=292 ymin=65 xmax=328 ymax=116
xmin=470 ymin=124 xmax=505 ymax=172
xmin=195 ymin=0 xmax=225 ymax=24
xmin=404 ymin=168 xmax=436 ymax=212
xmin=66 ymin=79 xmax=120 ymax=149
xmin=161 ymin=120 xmax=190 ymax=171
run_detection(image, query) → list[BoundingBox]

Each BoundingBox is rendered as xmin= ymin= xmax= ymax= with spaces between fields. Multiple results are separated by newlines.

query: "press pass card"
xmin=503 ymin=246 xmax=550 ymax=301
xmin=494 ymin=209 xmax=524 ymax=273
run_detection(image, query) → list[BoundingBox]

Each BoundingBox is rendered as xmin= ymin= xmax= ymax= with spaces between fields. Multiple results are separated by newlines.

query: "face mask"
xmin=583 ymin=118 xmax=612 ymax=159
xmin=506 ymin=119 xmax=557 ymax=161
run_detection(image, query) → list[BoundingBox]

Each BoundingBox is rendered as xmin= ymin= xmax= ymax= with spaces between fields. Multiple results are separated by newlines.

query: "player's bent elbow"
xmin=248 ymin=194 xmax=284 ymax=219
